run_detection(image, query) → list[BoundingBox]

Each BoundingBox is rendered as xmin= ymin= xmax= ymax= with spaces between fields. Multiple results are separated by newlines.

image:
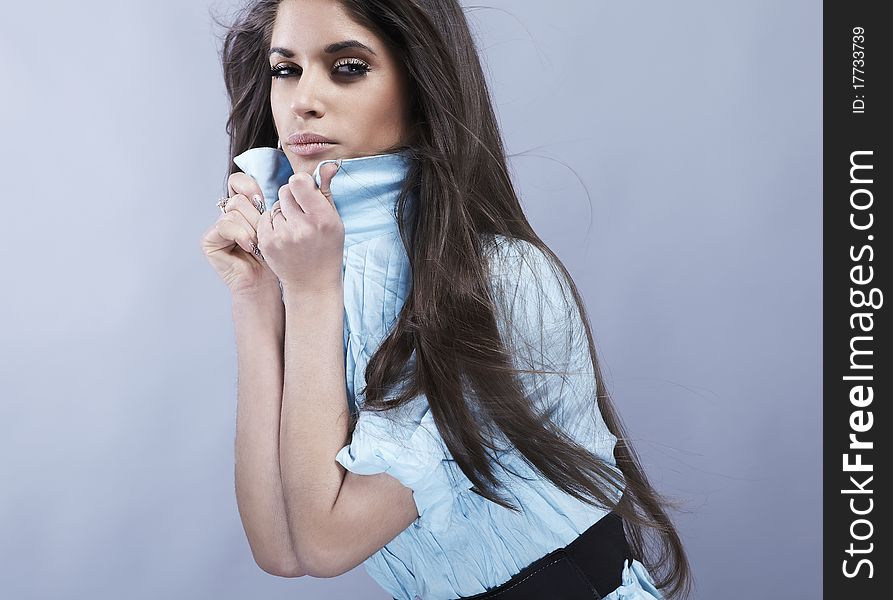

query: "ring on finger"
xmin=216 ymin=196 xmax=229 ymax=214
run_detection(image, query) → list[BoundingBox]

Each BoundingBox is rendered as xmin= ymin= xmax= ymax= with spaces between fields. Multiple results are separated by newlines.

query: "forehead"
xmin=271 ymin=0 xmax=371 ymax=46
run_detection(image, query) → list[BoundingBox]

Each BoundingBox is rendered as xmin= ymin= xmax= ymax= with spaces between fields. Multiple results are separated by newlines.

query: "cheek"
xmin=363 ymin=95 xmax=398 ymax=123
xmin=353 ymin=82 xmax=406 ymax=138
xmin=269 ymin=88 xmax=286 ymax=119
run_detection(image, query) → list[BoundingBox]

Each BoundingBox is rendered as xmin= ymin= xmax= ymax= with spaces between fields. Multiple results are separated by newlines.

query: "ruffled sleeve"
xmin=334 ymin=400 xmax=472 ymax=535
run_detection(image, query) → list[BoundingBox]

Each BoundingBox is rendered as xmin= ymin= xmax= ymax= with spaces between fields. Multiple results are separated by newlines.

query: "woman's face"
xmin=269 ymin=0 xmax=412 ymax=176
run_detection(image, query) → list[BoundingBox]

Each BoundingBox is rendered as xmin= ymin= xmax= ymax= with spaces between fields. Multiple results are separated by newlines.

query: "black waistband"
xmin=455 ymin=511 xmax=632 ymax=599
xmin=564 ymin=511 xmax=632 ymax=596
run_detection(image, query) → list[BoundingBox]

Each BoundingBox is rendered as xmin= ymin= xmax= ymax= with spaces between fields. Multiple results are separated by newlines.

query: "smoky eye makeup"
xmin=269 ymin=57 xmax=371 ymax=79
xmin=332 ymin=57 xmax=371 ymax=76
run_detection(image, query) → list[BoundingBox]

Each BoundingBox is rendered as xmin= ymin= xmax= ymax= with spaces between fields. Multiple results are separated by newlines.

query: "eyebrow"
xmin=268 ymin=40 xmax=377 ymax=59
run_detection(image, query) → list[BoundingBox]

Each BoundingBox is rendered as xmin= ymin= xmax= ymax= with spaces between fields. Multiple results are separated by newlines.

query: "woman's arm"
xmin=278 ymin=285 xmax=350 ymax=570
xmin=278 ymin=284 xmax=419 ymax=577
xmin=231 ymin=290 xmax=306 ymax=577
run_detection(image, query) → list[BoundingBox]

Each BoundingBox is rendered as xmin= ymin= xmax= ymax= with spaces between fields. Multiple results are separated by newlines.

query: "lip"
xmin=287 ymin=141 xmax=336 ymax=156
xmin=286 ymin=132 xmax=336 ymax=157
xmin=287 ymin=132 xmax=335 ymax=145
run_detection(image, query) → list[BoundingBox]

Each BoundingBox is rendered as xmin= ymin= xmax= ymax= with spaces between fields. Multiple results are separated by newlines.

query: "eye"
xmin=269 ymin=59 xmax=371 ymax=81
xmin=270 ymin=64 xmax=300 ymax=79
xmin=332 ymin=58 xmax=371 ymax=78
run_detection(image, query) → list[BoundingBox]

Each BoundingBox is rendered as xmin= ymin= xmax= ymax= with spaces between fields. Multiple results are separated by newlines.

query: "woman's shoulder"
xmin=481 ymin=233 xmax=575 ymax=313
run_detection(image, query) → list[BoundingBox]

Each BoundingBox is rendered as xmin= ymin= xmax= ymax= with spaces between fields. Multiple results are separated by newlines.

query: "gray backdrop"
xmin=0 ymin=0 xmax=821 ymax=598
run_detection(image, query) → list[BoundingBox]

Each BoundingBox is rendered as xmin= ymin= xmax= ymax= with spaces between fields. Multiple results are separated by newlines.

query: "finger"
xmin=228 ymin=172 xmax=265 ymax=211
xmin=268 ymin=200 xmax=287 ymax=230
xmin=317 ymin=160 xmax=341 ymax=208
xmin=278 ymin=180 xmax=305 ymax=220
xmin=222 ymin=193 xmax=263 ymax=231
xmin=223 ymin=209 xmax=259 ymax=247
xmin=286 ymin=170 xmax=329 ymax=215
xmin=215 ymin=212 xmax=257 ymax=255
xmin=201 ymin=220 xmax=231 ymax=251
xmin=272 ymin=209 xmax=287 ymax=230
xmin=257 ymin=203 xmax=275 ymax=245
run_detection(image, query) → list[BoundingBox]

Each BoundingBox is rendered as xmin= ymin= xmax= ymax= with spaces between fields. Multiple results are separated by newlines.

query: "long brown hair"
xmin=214 ymin=1 xmax=691 ymax=597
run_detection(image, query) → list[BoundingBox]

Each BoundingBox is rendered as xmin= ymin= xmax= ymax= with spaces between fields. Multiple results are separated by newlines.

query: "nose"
xmin=289 ymin=67 xmax=326 ymax=118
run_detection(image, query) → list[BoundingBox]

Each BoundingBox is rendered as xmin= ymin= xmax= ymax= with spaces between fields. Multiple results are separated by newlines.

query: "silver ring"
xmin=271 ymin=205 xmax=284 ymax=221
xmin=251 ymin=195 xmax=266 ymax=214
xmin=216 ymin=196 xmax=229 ymax=214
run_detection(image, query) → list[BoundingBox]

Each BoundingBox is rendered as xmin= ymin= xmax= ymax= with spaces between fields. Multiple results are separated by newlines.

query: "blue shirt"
xmin=233 ymin=148 xmax=664 ymax=600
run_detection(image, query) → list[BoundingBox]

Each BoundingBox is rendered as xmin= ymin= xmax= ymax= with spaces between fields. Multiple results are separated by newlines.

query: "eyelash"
xmin=269 ymin=58 xmax=371 ymax=80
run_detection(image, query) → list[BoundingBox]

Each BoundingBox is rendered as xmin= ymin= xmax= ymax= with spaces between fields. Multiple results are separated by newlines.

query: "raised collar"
xmin=232 ymin=147 xmax=413 ymax=247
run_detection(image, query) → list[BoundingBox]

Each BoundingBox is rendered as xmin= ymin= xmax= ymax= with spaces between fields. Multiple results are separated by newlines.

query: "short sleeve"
xmin=485 ymin=237 xmax=615 ymax=455
xmin=334 ymin=400 xmax=472 ymax=534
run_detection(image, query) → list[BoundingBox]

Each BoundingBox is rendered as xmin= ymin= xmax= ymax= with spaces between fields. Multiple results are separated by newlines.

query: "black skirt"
xmin=395 ymin=511 xmax=633 ymax=600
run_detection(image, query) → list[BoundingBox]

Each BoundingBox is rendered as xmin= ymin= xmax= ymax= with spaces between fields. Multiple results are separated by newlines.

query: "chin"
xmin=289 ymin=157 xmax=323 ymax=174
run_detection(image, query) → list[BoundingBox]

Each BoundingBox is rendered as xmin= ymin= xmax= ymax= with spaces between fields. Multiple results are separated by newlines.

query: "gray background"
xmin=0 ymin=0 xmax=821 ymax=598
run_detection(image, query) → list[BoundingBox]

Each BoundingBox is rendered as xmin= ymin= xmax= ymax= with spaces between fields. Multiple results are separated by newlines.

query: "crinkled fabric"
xmin=234 ymin=148 xmax=648 ymax=600
xmin=603 ymin=559 xmax=664 ymax=600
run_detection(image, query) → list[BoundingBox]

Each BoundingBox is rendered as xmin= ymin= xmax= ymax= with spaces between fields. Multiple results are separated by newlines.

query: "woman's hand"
xmin=200 ymin=172 xmax=280 ymax=298
xmin=257 ymin=162 xmax=344 ymax=296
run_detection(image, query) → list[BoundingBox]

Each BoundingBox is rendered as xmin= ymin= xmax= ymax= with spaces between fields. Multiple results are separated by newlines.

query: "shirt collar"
xmin=232 ymin=147 xmax=413 ymax=247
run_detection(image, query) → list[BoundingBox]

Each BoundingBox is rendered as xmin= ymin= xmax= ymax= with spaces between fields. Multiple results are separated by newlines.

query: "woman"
xmin=201 ymin=1 xmax=692 ymax=598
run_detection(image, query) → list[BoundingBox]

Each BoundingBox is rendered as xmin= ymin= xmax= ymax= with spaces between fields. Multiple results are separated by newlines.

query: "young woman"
xmin=201 ymin=1 xmax=692 ymax=598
